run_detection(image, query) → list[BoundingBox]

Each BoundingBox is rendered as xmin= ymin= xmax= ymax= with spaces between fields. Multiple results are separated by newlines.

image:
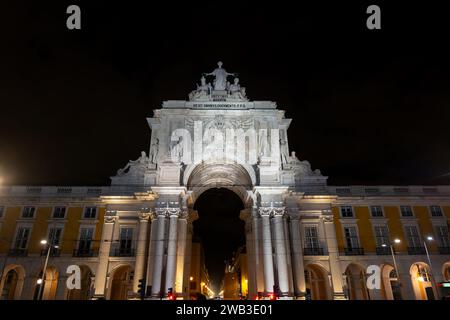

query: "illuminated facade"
xmin=0 ymin=63 xmax=449 ymax=300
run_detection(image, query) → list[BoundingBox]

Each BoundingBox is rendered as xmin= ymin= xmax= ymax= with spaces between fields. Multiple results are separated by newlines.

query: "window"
xmin=400 ymin=206 xmax=413 ymax=217
xmin=430 ymin=206 xmax=443 ymax=217
xmin=48 ymin=227 xmax=63 ymax=246
xmin=22 ymin=206 xmax=35 ymax=218
xmin=53 ymin=207 xmax=66 ymax=219
xmin=370 ymin=206 xmax=383 ymax=217
xmin=374 ymin=226 xmax=390 ymax=247
xmin=436 ymin=226 xmax=450 ymax=248
xmin=78 ymin=228 xmax=94 ymax=252
xmin=83 ymin=207 xmax=97 ymax=219
xmin=405 ymin=226 xmax=421 ymax=248
xmin=119 ymin=228 xmax=134 ymax=253
xmin=14 ymin=227 xmax=31 ymax=250
xmin=0 ymin=206 xmax=4 ymax=218
xmin=344 ymin=226 xmax=360 ymax=249
xmin=304 ymin=226 xmax=320 ymax=249
xmin=340 ymin=206 xmax=353 ymax=218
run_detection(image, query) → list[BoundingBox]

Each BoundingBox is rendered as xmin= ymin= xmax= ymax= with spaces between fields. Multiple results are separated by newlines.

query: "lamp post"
xmin=382 ymin=238 xmax=401 ymax=281
xmin=424 ymin=236 xmax=440 ymax=300
xmin=382 ymin=238 xmax=401 ymax=299
xmin=36 ymin=239 xmax=59 ymax=300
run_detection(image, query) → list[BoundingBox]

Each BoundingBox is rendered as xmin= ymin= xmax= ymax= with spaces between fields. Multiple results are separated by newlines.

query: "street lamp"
xmin=424 ymin=236 xmax=434 ymax=271
xmin=382 ymin=238 xmax=402 ymax=291
xmin=423 ymin=236 xmax=439 ymax=299
xmin=36 ymin=239 xmax=59 ymax=300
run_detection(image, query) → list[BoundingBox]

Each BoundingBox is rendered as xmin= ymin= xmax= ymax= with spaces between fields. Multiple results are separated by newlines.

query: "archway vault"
xmin=185 ymin=163 xmax=255 ymax=207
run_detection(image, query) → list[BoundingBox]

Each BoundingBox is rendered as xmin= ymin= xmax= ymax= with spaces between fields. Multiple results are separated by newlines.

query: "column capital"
xmin=155 ymin=202 xmax=182 ymax=218
xmin=154 ymin=208 xmax=168 ymax=218
xmin=168 ymin=207 xmax=181 ymax=218
xmin=179 ymin=208 xmax=189 ymax=220
xmin=258 ymin=206 xmax=272 ymax=217
xmin=272 ymin=207 xmax=286 ymax=218
xmin=104 ymin=210 xmax=117 ymax=223
xmin=321 ymin=209 xmax=334 ymax=223
xmin=138 ymin=211 xmax=152 ymax=221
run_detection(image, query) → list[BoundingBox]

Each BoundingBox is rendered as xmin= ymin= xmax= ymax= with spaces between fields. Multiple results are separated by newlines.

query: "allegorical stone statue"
xmin=280 ymin=138 xmax=288 ymax=164
xmin=205 ymin=61 xmax=236 ymax=91
xmin=149 ymin=138 xmax=159 ymax=164
xmin=228 ymin=78 xmax=247 ymax=100
xmin=258 ymin=129 xmax=269 ymax=158
xmin=170 ymin=136 xmax=184 ymax=163
xmin=289 ymin=151 xmax=322 ymax=176
xmin=116 ymin=151 xmax=149 ymax=176
xmin=189 ymin=76 xmax=212 ymax=101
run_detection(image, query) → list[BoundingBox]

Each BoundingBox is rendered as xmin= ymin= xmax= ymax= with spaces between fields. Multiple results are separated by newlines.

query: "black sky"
xmin=1 ymin=1 xmax=450 ymax=186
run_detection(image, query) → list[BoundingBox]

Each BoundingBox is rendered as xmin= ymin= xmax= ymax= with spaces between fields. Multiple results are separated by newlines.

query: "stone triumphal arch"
xmin=106 ymin=62 xmax=342 ymax=300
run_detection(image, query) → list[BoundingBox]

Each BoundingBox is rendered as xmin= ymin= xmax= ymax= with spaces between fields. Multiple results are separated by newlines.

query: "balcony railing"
xmin=438 ymin=246 xmax=450 ymax=254
xmin=73 ymin=248 xmax=97 ymax=257
xmin=40 ymin=248 xmax=61 ymax=257
xmin=8 ymin=248 xmax=28 ymax=257
xmin=376 ymin=246 xmax=391 ymax=255
xmin=303 ymin=247 xmax=325 ymax=256
xmin=344 ymin=247 xmax=365 ymax=256
xmin=407 ymin=246 xmax=426 ymax=255
xmin=111 ymin=248 xmax=135 ymax=257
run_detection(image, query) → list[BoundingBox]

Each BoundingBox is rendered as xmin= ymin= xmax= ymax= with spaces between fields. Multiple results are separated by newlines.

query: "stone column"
xmin=246 ymin=224 xmax=257 ymax=298
xmin=151 ymin=209 xmax=167 ymax=298
xmin=184 ymin=219 xmax=194 ymax=297
xmin=94 ymin=212 xmax=116 ymax=297
xmin=133 ymin=212 xmax=150 ymax=292
xmin=252 ymin=207 xmax=265 ymax=293
xmin=240 ymin=208 xmax=256 ymax=298
xmin=283 ymin=215 xmax=294 ymax=294
xmin=289 ymin=213 xmax=306 ymax=298
xmin=165 ymin=208 xmax=180 ymax=294
xmin=322 ymin=210 xmax=345 ymax=300
xmin=259 ymin=207 xmax=275 ymax=294
xmin=175 ymin=210 xmax=188 ymax=297
xmin=272 ymin=207 xmax=290 ymax=296
xmin=146 ymin=213 xmax=158 ymax=286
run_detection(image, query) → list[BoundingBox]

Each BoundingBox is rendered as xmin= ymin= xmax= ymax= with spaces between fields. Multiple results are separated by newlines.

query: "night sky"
xmin=1 ymin=2 xmax=450 ymax=286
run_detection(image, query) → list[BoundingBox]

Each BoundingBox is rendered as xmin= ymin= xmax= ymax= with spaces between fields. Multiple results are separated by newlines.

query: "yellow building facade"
xmin=0 ymin=185 xmax=448 ymax=300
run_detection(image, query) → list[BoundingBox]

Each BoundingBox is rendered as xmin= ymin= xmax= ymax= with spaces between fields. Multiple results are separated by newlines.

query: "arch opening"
xmin=192 ymin=187 xmax=246 ymax=299
xmin=443 ymin=262 xmax=450 ymax=281
xmin=344 ymin=263 xmax=369 ymax=300
xmin=380 ymin=264 xmax=402 ymax=300
xmin=33 ymin=266 xmax=58 ymax=300
xmin=410 ymin=262 xmax=435 ymax=300
xmin=109 ymin=265 xmax=133 ymax=300
xmin=67 ymin=265 xmax=93 ymax=300
xmin=304 ymin=264 xmax=330 ymax=300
